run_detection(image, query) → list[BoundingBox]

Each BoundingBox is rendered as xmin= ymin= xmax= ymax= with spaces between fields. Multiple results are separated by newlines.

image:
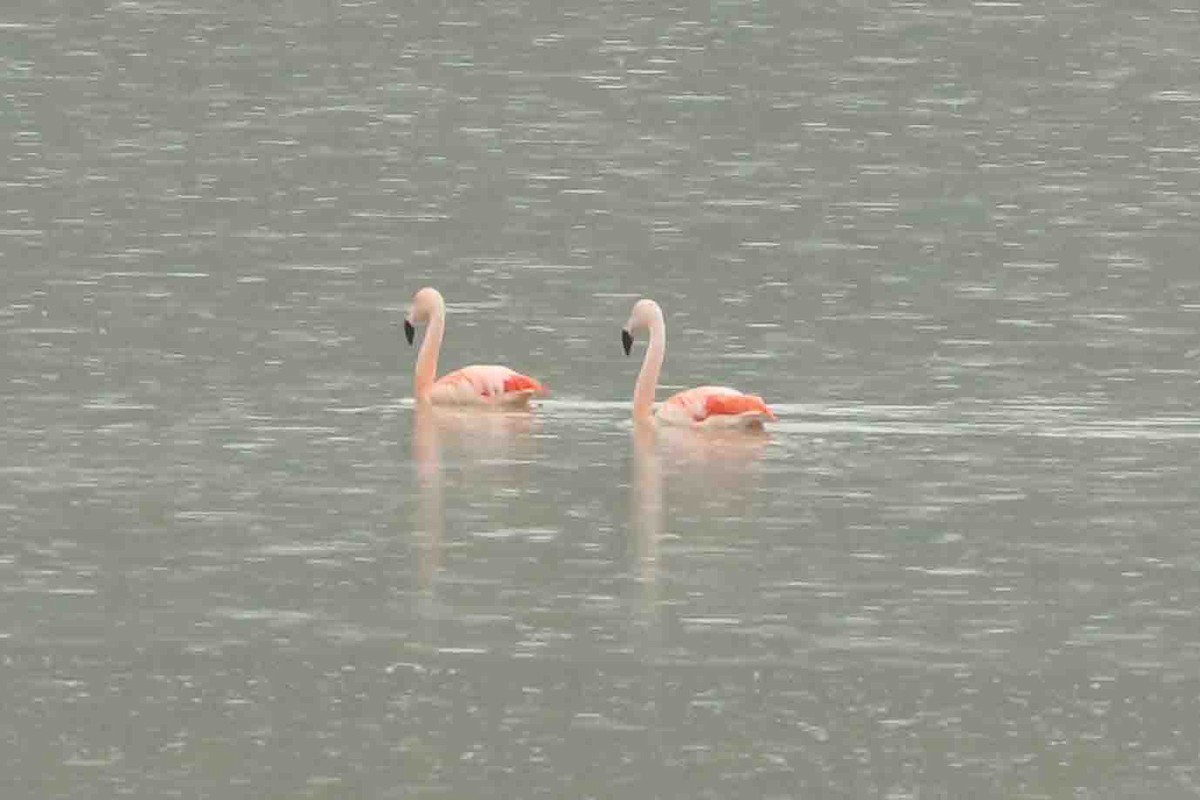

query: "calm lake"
xmin=2 ymin=0 xmax=1199 ymax=797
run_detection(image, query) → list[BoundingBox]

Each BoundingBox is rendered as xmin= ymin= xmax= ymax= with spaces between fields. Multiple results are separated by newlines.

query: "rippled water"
xmin=3 ymin=0 xmax=1200 ymax=797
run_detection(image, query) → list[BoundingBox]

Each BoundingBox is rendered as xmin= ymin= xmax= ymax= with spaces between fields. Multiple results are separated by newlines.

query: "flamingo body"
xmin=405 ymin=287 xmax=548 ymax=409
xmin=657 ymin=385 xmax=777 ymax=428
xmin=429 ymin=365 xmax=548 ymax=407
xmin=622 ymin=299 xmax=775 ymax=430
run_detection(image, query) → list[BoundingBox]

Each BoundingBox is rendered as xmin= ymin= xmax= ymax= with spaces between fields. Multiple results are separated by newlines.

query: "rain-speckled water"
xmin=3 ymin=0 xmax=1200 ymax=797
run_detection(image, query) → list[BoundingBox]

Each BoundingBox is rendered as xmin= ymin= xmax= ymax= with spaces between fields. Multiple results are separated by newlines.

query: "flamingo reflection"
xmin=629 ymin=421 xmax=770 ymax=641
xmin=411 ymin=408 xmax=538 ymax=605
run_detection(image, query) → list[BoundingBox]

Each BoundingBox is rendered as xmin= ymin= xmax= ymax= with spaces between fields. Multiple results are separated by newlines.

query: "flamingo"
xmin=404 ymin=287 xmax=548 ymax=408
xmin=621 ymin=298 xmax=776 ymax=429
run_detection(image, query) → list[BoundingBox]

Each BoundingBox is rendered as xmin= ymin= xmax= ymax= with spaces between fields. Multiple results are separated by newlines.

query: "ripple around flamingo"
xmin=497 ymin=400 xmax=1200 ymax=441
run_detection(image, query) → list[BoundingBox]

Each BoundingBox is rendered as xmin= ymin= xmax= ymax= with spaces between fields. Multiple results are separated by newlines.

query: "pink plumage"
xmin=656 ymin=386 xmax=776 ymax=428
xmin=623 ymin=299 xmax=775 ymax=430
xmin=430 ymin=365 xmax=549 ymax=406
xmin=405 ymin=288 xmax=548 ymax=409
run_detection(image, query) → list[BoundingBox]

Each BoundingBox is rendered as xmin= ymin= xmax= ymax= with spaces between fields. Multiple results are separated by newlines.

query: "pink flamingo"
xmin=405 ymin=287 xmax=548 ymax=408
xmin=622 ymin=298 xmax=776 ymax=429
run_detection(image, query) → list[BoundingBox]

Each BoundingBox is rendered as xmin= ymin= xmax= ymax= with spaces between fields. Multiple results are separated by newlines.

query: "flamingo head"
xmin=405 ymin=287 xmax=445 ymax=345
xmin=621 ymin=298 xmax=663 ymax=355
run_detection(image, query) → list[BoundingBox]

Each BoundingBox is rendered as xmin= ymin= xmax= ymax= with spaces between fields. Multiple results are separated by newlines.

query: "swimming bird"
xmin=405 ymin=287 xmax=548 ymax=408
xmin=621 ymin=298 xmax=776 ymax=428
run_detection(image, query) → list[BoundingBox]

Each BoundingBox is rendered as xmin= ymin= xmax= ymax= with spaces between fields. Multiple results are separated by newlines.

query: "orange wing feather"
xmin=503 ymin=374 xmax=548 ymax=395
xmin=703 ymin=393 xmax=776 ymax=421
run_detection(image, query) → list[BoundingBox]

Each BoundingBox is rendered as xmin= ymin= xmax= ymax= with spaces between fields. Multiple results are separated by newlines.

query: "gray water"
xmin=3 ymin=0 xmax=1200 ymax=797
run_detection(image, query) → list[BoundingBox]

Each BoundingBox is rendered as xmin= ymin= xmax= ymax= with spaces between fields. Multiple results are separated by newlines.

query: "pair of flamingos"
xmin=405 ymin=287 xmax=776 ymax=428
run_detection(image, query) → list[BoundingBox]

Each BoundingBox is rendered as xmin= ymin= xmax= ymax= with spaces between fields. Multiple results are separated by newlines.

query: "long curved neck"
xmin=633 ymin=314 xmax=665 ymax=419
xmin=414 ymin=306 xmax=445 ymax=403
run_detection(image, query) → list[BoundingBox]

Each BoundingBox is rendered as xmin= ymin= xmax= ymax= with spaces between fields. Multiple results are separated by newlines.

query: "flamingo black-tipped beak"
xmin=404 ymin=320 xmax=415 ymax=345
xmin=621 ymin=329 xmax=633 ymax=356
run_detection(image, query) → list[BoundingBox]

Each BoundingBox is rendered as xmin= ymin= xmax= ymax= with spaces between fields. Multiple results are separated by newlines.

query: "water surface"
xmin=3 ymin=0 xmax=1200 ymax=797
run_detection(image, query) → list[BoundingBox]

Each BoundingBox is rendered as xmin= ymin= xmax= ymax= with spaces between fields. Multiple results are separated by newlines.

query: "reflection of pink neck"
xmin=631 ymin=418 xmax=661 ymax=581
xmin=414 ymin=308 xmax=445 ymax=403
xmin=633 ymin=313 xmax=665 ymax=419
xmin=412 ymin=409 xmax=443 ymax=590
